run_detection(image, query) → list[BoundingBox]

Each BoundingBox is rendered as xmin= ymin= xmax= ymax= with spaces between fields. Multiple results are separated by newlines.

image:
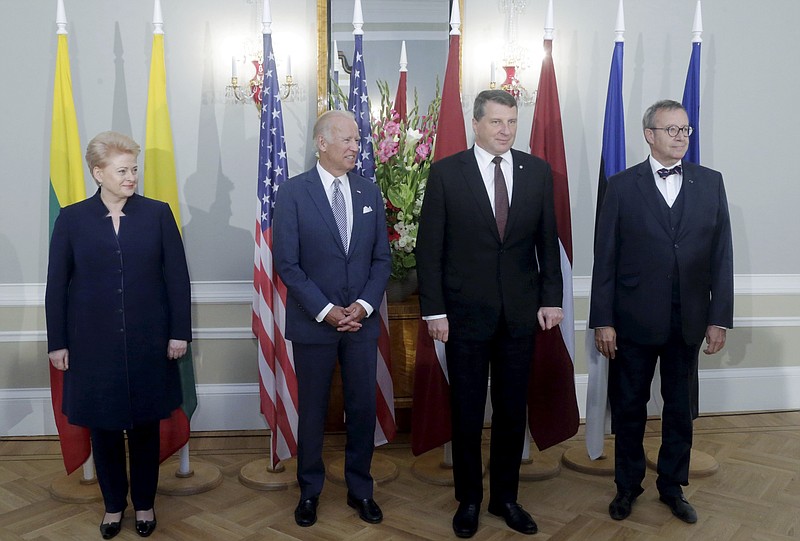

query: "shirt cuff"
xmin=422 ymin=314 xmax=447 ymax=321
xmin=316 ymin=303 xmax=334 ymax=322
xmin=356 ymin=299 xmax=373 ymax=317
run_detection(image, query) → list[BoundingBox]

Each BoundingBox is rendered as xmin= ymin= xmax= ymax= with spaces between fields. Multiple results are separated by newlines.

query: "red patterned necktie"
xmin=493 ymin=156 xmax=509 ymax=238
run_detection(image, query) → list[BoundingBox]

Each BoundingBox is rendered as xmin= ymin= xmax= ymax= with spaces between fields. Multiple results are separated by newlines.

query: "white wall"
xmin=0 ymin=0 xmax=798 ymax=434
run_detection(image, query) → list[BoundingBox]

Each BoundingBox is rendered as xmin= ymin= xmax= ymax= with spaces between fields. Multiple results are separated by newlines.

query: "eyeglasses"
xmin=648 ymin=125 xmax=694 ymax=137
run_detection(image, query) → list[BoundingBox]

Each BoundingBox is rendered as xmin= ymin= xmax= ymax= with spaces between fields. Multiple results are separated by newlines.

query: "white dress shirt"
xmin=649 ymin=155 xmax=683 ymax=208
xmin=474 ymin=144 xmax=514 ymax=211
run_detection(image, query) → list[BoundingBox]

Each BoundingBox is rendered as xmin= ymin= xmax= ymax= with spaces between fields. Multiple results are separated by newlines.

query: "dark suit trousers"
xmin=90 ymin=421 xmax=160 ymax=512
xmin=293 ymin=336 xmax=377 ymax=500
xmin=608 ymin=308 xmax=700 ymax=497
xmin=446 ymin=319 xmax=534 ymax=505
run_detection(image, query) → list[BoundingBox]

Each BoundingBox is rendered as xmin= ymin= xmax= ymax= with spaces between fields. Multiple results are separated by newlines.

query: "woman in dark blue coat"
xmin=45 ymin=131 xmax=191 ymax=539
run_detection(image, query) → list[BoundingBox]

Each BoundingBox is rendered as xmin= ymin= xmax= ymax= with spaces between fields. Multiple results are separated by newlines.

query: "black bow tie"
xmin=656 ymin=165 xmax=682 ymax=179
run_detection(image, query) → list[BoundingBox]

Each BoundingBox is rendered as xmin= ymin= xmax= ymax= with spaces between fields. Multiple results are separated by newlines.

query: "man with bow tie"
xmin=590 ymin=99 xmax=733 ymax=524
xmin=273 ymin=110 xmax=391 ymax=528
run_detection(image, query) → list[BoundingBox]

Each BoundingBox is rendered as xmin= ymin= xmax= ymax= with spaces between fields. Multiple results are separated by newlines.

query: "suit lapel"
xmin=304 ymin=169 xmax=348 ymax=255
xmin=347 ymin=173 xmax=367 ymax=256
xmin=676 ymin=161 xmax=699 ymax=241
xmin=633 ymin=160 xmax=672 ymax=237
xmin=506 ymin=149 xmax=528 ymax=241
xmin=461 ymin=149 xmax=501 ymax=242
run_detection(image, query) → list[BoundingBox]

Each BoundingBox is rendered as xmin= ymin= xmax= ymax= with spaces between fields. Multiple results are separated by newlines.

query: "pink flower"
xmin=416 ymin=142 xmax=431 ymax=162
xmin=377 ymin=138 xmax=399 ymax=163
xmin=384 ymin=119 xmax=401 ymax=137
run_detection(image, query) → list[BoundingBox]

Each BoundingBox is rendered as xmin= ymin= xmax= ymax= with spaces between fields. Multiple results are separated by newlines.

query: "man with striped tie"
xmin=273 ymin=110 xmax=391 ymax=527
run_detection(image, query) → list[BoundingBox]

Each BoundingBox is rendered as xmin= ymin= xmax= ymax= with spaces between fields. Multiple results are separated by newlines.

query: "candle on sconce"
xmin=286 ymin=55 xmax=292 ymax=77
xmin=231 ymin=56 xmax=238 ymax=79
xmin=490 ymin=61 xmax=496 ymax=84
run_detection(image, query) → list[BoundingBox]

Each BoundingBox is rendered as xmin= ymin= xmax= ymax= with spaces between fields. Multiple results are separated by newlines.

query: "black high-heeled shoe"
xmin=99 ymin=510 xmax=124 ymax=539
xmin=135 ymin=509 xmax=157 ymax=537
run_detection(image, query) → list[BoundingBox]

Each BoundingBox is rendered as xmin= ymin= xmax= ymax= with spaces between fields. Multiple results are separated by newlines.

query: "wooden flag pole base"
xmin=326 ymin=453 xmax=398 ymax=486
xmin=239 ymin=457 xmax=298 ymax=491
xmin=519 ymin=448 xmax=561 ymax=481
xmin=561 ymin=441 xmax=616 ymax=476
xmin=411 ymin=448 xmax=455 ymax=486
xmin=644 ymin=441 xmax=719 ymax=478
xmin=410 ymin=445 xmax=488 ymax=486
xmin=157 ymin=458 xmax=222 ymax=496
xmin=49 ymin=471 xmax=102 ymax=504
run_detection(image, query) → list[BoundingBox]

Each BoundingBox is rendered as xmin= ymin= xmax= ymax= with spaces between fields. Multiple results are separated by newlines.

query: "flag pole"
xmin=325 ymin=0 xmax=400 ymax=486
xmin=145 ymin=0 xmax=220 ymax=494
xmin=48 ymin=0 xmax=101 ymax=504
xmin=410 ymin=0 xmax=467 ymax=486
xmin=523 ymin=0 xmax=578 ymax=480
xmin=562 ymin=0 xmax=626 ymax=477
xmin=239 ymin=0 xmax=299 ymax=491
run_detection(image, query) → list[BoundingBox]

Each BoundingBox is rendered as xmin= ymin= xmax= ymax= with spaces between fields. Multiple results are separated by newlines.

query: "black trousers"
xmin=608 ymin=314 xmax=700 ymax=497
xmin=90 ymin=421 xmax=160 ymax=513
xmin=293 ymin=335 xmax=377 ymax=500
xmin=446 ymin=319 xmax=534 ymax=505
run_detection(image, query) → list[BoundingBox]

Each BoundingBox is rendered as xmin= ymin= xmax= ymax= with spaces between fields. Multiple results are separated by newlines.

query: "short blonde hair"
xmin=85 ymin=131 xmax=140 ymax=175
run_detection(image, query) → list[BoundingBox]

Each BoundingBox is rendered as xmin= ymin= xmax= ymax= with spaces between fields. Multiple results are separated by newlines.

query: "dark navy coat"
xmin=45 ymin=190 xmax=192 ymax=430
xmin=589 ymin=159 xmax=734 ymax=345
xmin=272 ymin=168 xmax=391 ymax=344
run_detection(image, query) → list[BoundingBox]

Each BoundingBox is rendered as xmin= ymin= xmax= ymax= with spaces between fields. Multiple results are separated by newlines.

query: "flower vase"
xmin=386 ymin=269 xmax=418 ymax=303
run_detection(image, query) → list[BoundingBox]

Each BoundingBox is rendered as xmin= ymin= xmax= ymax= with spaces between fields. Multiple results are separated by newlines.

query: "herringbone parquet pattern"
xmin=0 ymin=411 xmax=797 ymax=540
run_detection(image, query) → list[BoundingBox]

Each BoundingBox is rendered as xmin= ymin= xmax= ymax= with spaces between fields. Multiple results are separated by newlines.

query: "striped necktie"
xmin=331 ymin=178 xmax=348 ymax=253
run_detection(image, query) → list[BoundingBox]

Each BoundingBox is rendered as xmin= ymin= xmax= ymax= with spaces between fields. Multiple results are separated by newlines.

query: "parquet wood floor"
xmin=0 ymin=411 xmax=797 ymax=540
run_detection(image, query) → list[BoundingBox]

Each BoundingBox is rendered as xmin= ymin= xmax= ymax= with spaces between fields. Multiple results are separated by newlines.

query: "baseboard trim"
xmin=3 ymin=367 xmax=798 ymax=437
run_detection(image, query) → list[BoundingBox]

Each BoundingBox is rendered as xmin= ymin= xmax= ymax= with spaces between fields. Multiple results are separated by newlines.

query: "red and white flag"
xmin=411 ymin=0 xmax=467 ymax=456
xmin=527 ymin=28 xmax=580 ymax=449
xmin=253 ymin=13 xmax=298 ymax=467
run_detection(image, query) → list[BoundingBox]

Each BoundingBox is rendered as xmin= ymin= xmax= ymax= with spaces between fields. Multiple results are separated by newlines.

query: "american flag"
xmin=252 ymin=31 xmax=298 ymax=468
xmin=347 ymin=33 xmax=396 ymax=445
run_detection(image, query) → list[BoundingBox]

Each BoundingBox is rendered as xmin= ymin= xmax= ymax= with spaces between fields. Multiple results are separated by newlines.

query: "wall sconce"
xmin=225 ymin=52 xmax=302 ymax=113
xmin=490 ymin=0 xmax=536 ymax=106
xmin=225 ymin=54 xmax=262 ymax=111
xmin=490 ymin=64 xmax=536 ymax=106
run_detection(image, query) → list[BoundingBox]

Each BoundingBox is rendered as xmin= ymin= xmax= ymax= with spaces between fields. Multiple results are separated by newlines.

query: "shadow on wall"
xmin=182 ymin=23 xmax=252 ymax=282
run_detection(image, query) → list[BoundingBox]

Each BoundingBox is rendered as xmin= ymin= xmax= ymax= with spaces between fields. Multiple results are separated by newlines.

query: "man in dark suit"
xmin=273 ymin=110 xmax=391 ymax=527
xmin=416 ymin=90 xmax=564 ymax=538
xmin=590 ymin=99 xmax=733 ymax=524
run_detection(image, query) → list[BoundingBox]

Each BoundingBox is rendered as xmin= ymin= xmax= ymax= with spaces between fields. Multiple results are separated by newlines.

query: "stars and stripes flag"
xmin=347 ymin=32 xmax=397 ymax=445
xmin=48 ymin=0 xmax=90 ymax=474
xmin=682 ymin=0 xmax=702 ymax=164
xmin=143 ymin=4 xmax=198 ymax=463
xmin=411 ymin=1 xmax=466 ymax=456
xmin=252 ymin=30 xmax=298 ymax=468
xmin=528 ymin=36 xmax=580 ymax=450
xmin=585 ymin=11 xmax=626 ymax=459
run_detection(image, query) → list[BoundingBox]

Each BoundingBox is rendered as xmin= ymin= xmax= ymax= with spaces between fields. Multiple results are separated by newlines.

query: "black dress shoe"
xmin=452 ymin=502 xmax=480 ymax=538
xmin=134 ymin=510 xmax=157 ymax=537
xmin=609 ymin=487 xmax=644 ymax=520
xmin=99 ymin=511 xmax=124 ymax=539
xmin=346 ymin=494 xmax=383 ymax=524
xmin=659 ymin=494 xmax=698 ymax=524
xmin=294 ymin=497 xmax=319 ymax=527
xmin=487 ymin=502 xmax=538 ymax=535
